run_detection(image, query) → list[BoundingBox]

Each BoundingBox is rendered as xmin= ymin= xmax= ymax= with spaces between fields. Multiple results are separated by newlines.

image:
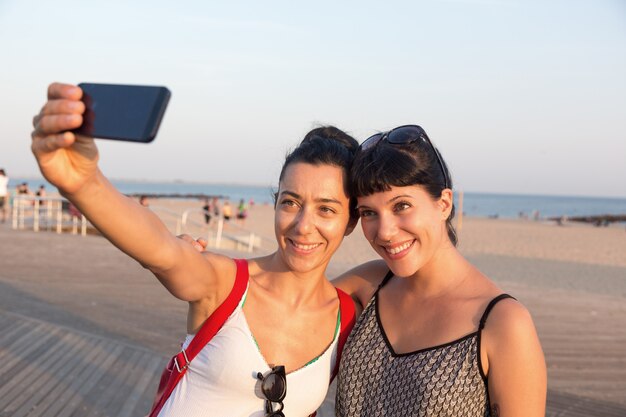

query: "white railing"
xmin=181 ymin=208 xmax=275 ymax=253
xmin=9 ymin=196 xmax=274 ymax=253
xmin=11 ymin=195 xmax=88 ymax=236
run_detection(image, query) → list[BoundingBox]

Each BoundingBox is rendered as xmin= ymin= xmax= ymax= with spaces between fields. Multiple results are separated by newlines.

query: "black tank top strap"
xmin=376 ymin=270 xmax=394 ymax=292
xmin=478 ymin=293 xmax=516 ymax=330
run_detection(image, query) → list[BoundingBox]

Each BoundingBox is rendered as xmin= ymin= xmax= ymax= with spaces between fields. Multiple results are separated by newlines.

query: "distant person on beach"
xmin=17 ymin=182 xmax=35 ymax=207
xmin=201 ymin=198 xmax=212 ymax=224
xmin=332 ymin=125 xmax=546 ymax=416
xmin=0 ymin=169 xmax=8 ymax=223
xmin=139 ymin=195 xmax=149 ymax=207
xmin=222 ymin=199 xmax=232 ymax=221
xmin=30 ymin=82 xmax=358 ymax=417
xmin=236 ymin=198 xmax=248 ymax=224
xmin=17 ymin=182 xmax=32 ymax=195
xmin=36 ymin=184 xmax=47 ymax=206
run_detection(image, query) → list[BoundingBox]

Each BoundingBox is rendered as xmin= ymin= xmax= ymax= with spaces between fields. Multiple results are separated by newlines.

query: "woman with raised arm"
xmin=334 ymin=125 xmax=546 ymax=417
xmin=30 ymin=83 xmax=359 ymax=417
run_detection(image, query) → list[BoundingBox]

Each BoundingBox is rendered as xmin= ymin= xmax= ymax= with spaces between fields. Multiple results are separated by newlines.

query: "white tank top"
xmin=158 ymin=286 xmax=339 ymax=417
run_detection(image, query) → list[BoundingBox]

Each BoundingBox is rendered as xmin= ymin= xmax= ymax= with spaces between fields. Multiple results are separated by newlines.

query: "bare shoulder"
xmin=198 ymin=251 xmax=238 ymax=298
xmin=186 ymin=253 xmax=241 ymax=333
xmin=482 ymin=296 xmax=538 ymax=349
xmin=332 ymin=259 xmax=389 ymax=312
xmin=481 ymin=294 xmax=546 ymax=415
xmin=203 ymin=251 xmax=239 ymax=273
xmin=485 ymin=297 xmax=534 ymax=328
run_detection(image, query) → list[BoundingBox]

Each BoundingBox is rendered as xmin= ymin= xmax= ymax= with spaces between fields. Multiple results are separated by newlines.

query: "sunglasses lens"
xmin=387 ymin=126 xmax=423 ymax=145
xmin=262 ymin=373 xmax=286 ymax=401
xmin=360 ymin=133 xmax=384 ymax=150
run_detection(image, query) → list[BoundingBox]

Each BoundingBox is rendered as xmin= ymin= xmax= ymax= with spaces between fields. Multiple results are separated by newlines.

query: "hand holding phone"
xmin=74 ymin=83 xmax=171 ymax=143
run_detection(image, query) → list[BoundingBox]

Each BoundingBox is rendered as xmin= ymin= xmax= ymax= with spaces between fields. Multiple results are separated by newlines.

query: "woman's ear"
xmin=439 ymin=189 xmax=454 ymax=220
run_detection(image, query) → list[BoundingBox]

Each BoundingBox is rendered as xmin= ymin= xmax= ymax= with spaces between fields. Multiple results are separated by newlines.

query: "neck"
xmin=400 ymin=244 xmax=471 ymax=298
xmin=252 ymin=253 xmax=333 ymax=307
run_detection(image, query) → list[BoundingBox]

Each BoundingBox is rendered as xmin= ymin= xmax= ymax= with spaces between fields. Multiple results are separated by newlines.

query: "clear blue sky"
xmin=1 ymin=0 xmax=624 ymax=198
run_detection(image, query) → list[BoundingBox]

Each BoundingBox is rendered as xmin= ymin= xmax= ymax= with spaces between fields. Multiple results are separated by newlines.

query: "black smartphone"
xmin=73 ymin=83 xmax=171 ymax=143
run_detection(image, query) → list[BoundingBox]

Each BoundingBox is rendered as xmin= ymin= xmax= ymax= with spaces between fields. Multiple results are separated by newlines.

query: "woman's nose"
xmin=376 ymin=213 xmax=397 ymax=243
xmin=294 ymin=208 xmax=315 ymax=235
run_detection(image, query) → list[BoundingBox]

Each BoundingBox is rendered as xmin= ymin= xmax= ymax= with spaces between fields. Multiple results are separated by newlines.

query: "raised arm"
xmin=30 ymin=83 xmax=232 ymax=303
xmin=483 ymin=300 xmax=547 ymax=417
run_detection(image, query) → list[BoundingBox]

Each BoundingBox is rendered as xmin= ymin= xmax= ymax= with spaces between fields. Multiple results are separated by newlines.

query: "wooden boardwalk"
xmin=1 ymin=225 xmax=625 ymax=416
xmin=545 ymin=391 xmax=626 ymax=417
xmin=2 ymin=311 xmax=626 ymax=417
xmin=0 ymin=310 xmax=164 ymax=417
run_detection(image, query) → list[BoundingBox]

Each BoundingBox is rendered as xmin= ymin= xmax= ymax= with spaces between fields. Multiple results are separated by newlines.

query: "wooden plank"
xmin=132 ymin=355 xmax=165 ymax=417
xmin=0 ymin=321 xmax=34 ymax=361
xmin=0 ymin=313 xmax=16 ymax=333
xmin=54 ymin=343 xmax=125 ymax=417
xmin=24 ymin=337 xmax=110 ymax=417
xmin=546 ymin=391 xmax=626 ymax=417
xmin=70 ymin=345 xmax=153 ymax=417
xmin=0 ymin=323 xmax=59 ymax=384
xmin=117 ymin=353 xmax=164 ymax=417
xmin=96 ymin=349 xmax=147 ymax=417
xmin=111 ymin=350 xmax=154 ymax=417
xmin=3 ymin=332 xmax=88 ymax=417
xmin=0 ymin=329 xmax=76 ymax=411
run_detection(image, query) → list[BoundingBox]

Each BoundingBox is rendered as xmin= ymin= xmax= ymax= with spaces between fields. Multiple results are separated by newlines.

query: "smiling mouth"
xmin=383 ymin=240 xmax=415 ymax=256
xmin=288 ymin=239 xmax=322 ymax=252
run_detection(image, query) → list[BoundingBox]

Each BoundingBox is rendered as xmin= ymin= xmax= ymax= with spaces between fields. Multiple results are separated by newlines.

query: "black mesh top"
xmin=336 ymin=272 xmax=513 ymax=417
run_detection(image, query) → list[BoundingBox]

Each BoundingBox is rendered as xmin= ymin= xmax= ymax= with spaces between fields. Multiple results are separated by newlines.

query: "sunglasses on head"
xmin=360 ymin=124 xmax=449 ymax=189
xmin=257 ymin=365 xmax=287 ymax=417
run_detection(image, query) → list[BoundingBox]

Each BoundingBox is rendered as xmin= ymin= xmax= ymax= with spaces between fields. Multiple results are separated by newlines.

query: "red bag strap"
xmin=331 ymin=287 xmax=356 ymax=382
xmin=309 ymin=289 xmax=356 ymax=417
xmin=148 ymin=258 xmax=249 ymax=417
xmin=182 ymin=258 xmax=249 ymax=364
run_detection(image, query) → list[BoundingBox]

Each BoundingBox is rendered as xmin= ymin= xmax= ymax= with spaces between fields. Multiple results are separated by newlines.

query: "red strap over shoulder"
xmin=148 ymin=258 xmax=249 ymax=417
xmin=310 ymin=288 xmax=356 ymax=417
xmin=184 ymin=258 xmax=249 ymax=359
xmin=331 ymin=287 xmax=356 ymax=382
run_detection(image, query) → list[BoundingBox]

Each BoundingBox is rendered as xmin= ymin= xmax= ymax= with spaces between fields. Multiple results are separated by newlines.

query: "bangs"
xmin=351 ymin=146 xmax=428 ymax=197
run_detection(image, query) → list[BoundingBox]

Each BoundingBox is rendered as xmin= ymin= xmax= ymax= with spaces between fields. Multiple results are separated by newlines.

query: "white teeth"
xmin=386 ymin=241 xmax=412 ymax=255
xmin=292 ymin=241 xmax=320 ymax=250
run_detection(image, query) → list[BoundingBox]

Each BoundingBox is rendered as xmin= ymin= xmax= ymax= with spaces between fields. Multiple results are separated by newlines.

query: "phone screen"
xmin=75 ymin=83 xmax=171 ymax=143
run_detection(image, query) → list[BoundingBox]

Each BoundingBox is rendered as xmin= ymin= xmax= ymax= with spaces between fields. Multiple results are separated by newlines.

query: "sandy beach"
xmin=1 ymin=200 xmax=625 ymax=415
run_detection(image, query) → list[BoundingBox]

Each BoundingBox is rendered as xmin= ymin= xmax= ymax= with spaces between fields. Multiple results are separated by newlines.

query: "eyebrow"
xmin=387 ymin=194 xmax=413 ymax=204
xmin=356 ymin=194 xmax=413 ymax=210
xmin=279 ymin=190 xmax=343 ymax=205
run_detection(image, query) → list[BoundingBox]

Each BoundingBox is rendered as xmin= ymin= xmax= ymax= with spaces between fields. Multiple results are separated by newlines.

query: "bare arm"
xmin=332 ymin=259 xmax=389 ymax=316
xmin=31 ymin=83 xmax=230 ymax=303
xmin=483 ymin=300 xmax=547 ymax=417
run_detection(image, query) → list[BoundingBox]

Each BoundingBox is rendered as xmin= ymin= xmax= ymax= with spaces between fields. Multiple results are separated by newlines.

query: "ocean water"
xmin=9 ymin=177 xmax=626 ymax=219
xmin=455 ymin=192 xmax=626 ymax=219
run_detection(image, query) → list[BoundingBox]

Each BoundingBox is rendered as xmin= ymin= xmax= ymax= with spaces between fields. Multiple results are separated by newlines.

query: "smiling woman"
xmin=29 ymin=82 xmax=358 ymax=417
xmin=334 ymin=125 xmax=547 ymax=417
